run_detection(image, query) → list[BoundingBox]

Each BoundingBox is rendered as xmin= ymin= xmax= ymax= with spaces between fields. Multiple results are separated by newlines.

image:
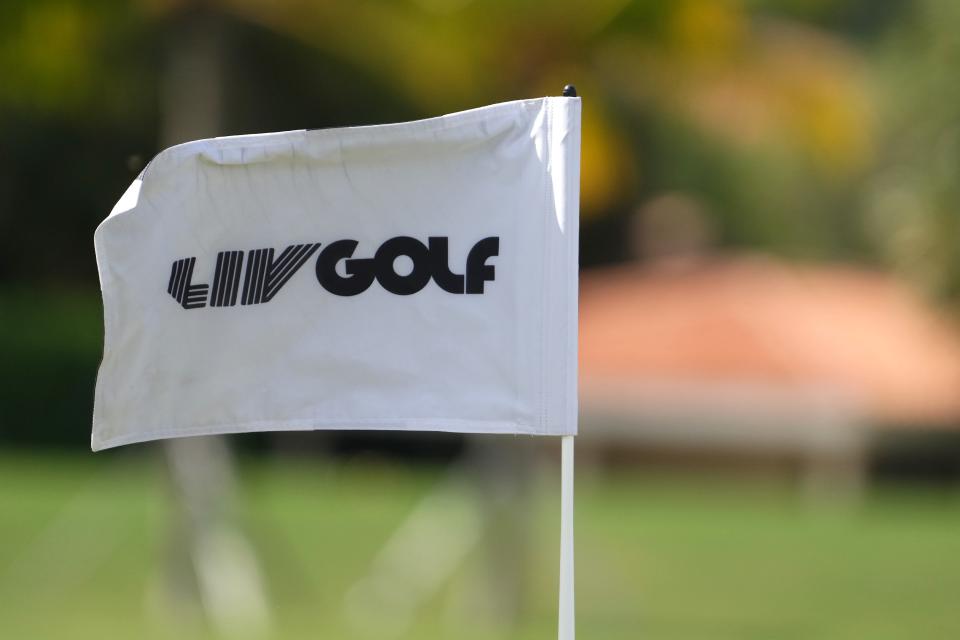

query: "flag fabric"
xmin=92 ymin=97 xmax=580 ymax=451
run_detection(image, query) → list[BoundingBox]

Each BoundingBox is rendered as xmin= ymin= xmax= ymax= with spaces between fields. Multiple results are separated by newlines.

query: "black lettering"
xmin=316 ymin=240 xmax=376 ymax=296
xmin=428 ymin=237 xmax=465 ymax=293
xmin=241 ymin=243 xmax=321 ymax=305
xmin=170 ymin=235 xmax=499 ymax=306
xmin=210 ymin=251 xmax=243 ymax=307
xmin=465 ymin=237 xmax=498 ymax=294
xmin=167 ymin=257 xmax=208 ymax=309
xmin=374 ymin=236 xmax=433 ymax=295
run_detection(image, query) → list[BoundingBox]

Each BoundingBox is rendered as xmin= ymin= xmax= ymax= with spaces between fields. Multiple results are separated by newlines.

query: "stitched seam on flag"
xmin=92 ymin=419 xmax=548 ymax=450
xmin=554 ymin=96 xmax=566 ymax=437
xmin=250 ymin=99 xmax=547 ymax=146
xmin=567 ymin=100 xmax=581 ymax=435
xmin=559 ymin=99 xmax=576 ymax=435
xmin=535 ymin=104 xmax=547 ymax=435
xmin=148 ymin=99 xmax=550 ymax=177
xmin=540 ymin=99 xmax=555 ymax=436
xmin=91 ymin=229 xmax=118 ymax=444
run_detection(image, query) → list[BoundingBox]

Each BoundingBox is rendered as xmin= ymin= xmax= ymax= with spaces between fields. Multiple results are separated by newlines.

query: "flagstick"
xmin=558 ymin=82 xmax=578 ymax=640
xmin=558 ymin=435 xmax=575 ymax=640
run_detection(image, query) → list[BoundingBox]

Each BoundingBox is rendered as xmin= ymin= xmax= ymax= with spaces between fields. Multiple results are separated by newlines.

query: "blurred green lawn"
xmin=0 ymin=452 xmax=958 ymax=640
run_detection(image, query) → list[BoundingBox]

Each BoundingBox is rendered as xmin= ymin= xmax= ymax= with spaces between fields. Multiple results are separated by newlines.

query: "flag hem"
xmin=92 ymin=418 xmax=554 ymax=451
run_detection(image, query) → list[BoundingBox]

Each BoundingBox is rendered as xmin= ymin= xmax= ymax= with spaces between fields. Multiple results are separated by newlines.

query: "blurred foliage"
xmin=2 ymin=0 xmax=958 ymax=446
xmin=0 ymin=289 xmax=102 ymax=447
xmin=0 ymin=0 xmax=907 ymax=283
xmin=863 ymin=0 xmax=960 ymax=304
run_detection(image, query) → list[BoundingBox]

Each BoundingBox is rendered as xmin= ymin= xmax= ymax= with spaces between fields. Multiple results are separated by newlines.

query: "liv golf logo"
xmin=167 ymin=236 xmax=499 ymax=309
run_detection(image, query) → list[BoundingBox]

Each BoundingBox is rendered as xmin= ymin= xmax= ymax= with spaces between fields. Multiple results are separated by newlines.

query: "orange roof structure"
xmin=579 ymin=257 xmax=960 ymax=426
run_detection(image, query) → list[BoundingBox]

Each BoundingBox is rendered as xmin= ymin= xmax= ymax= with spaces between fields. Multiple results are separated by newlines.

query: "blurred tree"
xmin=864 ymin=0 xmax=960 ymax=305
xmin=0 ymin=0 xmax=900 ymax=286
xmin=0 ymin=0 xmax=928 ymax=446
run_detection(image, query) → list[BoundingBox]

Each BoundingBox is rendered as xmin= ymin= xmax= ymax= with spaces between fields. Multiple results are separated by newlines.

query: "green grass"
xmin=0 ymin=452 xmax=958 ymax=639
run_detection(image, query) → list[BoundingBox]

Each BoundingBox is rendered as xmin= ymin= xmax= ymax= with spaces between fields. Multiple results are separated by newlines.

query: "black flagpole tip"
xmin=562 ymin=84 xmax=577 ymax=97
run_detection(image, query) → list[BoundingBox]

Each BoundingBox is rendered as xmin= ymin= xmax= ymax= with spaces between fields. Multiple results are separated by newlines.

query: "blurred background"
xmin=2 ymin=0 xmax=960 ymax=638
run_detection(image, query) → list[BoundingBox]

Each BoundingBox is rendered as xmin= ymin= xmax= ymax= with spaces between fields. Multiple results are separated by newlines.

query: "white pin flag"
xmin=93 ymin=95 xmax=579 ymax=637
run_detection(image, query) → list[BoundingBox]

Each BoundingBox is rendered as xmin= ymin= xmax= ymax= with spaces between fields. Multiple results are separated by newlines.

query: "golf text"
xmin=166 ymin=236 xmax=500 ymax=309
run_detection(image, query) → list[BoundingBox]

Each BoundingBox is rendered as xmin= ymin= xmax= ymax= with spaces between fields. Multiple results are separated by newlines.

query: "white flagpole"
xmin=558 ymin=434 xmax=575 ymax=640
xmin=558 ymin=82 xmax=578 ymax=640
